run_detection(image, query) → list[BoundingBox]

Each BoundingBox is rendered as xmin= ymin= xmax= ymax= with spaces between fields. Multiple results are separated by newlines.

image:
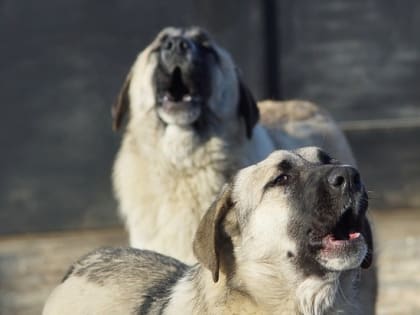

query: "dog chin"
xmin=316 ymin=234 xmax=368 ymax=271
xmin=157 ymin=105 xmax=201 ymax=126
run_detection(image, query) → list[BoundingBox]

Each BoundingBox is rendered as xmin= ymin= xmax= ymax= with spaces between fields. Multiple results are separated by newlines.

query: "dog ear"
xmin=193 ymin=184 xmax=234 ymax=283
xmin=237 ymin=76 xmax=260 ymax=139
xmin=112 ymin=71 xmax=132 ymax=131
xmin=361 ymin=217 xmax=374 ymax=269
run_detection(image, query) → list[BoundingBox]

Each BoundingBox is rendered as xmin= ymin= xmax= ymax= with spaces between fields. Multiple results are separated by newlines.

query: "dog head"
xmin=193 ymin=147 xmax=373 ymax=304
xmin=112 ymin=26 xmax=259 ymax=139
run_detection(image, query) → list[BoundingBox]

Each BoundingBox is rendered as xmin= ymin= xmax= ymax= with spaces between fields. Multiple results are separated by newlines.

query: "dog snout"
xmin=327 ymin=166 xmax=361 ymax=192
xmin=161 ymin=35 xmax=195 ymax=68
xmin=162 ymin=36 xmax=192 ymax=54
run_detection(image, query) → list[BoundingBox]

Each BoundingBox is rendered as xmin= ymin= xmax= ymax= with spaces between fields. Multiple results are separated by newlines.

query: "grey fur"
xmin=43 ymin=148 xmax=375 ymax=315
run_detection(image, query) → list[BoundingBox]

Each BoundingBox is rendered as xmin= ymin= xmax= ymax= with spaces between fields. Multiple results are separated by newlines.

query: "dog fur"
xmin=112 ymin=27 xmax=355 ymax=260
xmin=44 ymin=148 xmax=374 ymax=315
xmin=111 ymin=27 xmax=376 ymax=313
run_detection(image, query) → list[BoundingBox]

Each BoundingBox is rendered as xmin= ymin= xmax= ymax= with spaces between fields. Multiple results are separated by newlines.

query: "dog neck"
xmin=295 ymin=270 xmax=362 ymax=315
xmin=165 ymin=266 xmax=269 ymax=315
xmin=182 ymin=265 xmax=361 ymax=315
xmin=126 ymin=104 xmax=276 ymax=174
xmin=159 ymin=124 xmax=238 ymax=170
xmin=166 ymin=265 xmax=359 ymax=315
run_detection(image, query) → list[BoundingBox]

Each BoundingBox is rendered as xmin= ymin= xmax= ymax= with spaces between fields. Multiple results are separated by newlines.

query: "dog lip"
xmin=321 ymin=232 xmax=361 ymax=250
xmin=319 ymin=232 xmax=365 ymax=262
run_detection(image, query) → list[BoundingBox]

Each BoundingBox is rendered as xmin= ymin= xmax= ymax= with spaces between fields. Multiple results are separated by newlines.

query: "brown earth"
xmin=0 ymin=209 xmax=419 ymax=315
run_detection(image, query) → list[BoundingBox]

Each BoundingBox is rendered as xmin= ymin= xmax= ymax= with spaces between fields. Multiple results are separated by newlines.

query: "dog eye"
xmin=159 ymin=34 xmax=169 ymax=43
xmin=274 ymin=174 xmax=290 ymax=186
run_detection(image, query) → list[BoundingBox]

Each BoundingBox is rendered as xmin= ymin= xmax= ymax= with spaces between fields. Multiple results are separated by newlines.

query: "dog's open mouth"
xmin=160 ymin=67 xmax=202 ymax=108
xmin=321 ymin=207 xmax=362 ymax=251
xmin=157 ymin=67 xmax=202 ymax=125
xmin=313 ymin=204 xmax=368 ymax=272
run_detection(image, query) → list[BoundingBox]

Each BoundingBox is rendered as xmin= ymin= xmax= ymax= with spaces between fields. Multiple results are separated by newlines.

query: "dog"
xmin=111 ymin=26 xmax=377 ymax=313
xmin=44 ymin=147 xmax=374 ymax=315
xmin=112 ymin=26 xmax=356 ymax=261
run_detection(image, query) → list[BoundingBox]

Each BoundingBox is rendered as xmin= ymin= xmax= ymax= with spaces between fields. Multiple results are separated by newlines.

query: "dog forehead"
xmin=233 ymin=149 xmax=325 ymax=199
xmin=264 ymin=150 xmax=302 ymax=166
xmin=293 ymin=146 xmax=329 ymax=164
xmin=184 ymin=26 xmax=210 ymax=39
xmin=156 ymin=26 xmax=183 ymax=38
xmin=233 ymin=151 xmax=300 ymax=199
xmin=155 ymin=26 xmax=210 ymax=40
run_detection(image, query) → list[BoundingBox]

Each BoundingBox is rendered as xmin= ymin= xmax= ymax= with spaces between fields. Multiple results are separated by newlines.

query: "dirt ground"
xmin=0 ymin=208 xmax=419 ymax=315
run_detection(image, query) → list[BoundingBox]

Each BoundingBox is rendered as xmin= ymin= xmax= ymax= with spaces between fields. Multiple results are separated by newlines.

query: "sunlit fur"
xmin=113 ymin=27 xmax=356 ymax=263
xmin=44 ymin=148 xmax=369 ymax=315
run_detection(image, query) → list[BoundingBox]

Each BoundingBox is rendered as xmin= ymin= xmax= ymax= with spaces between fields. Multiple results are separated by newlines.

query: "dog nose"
xmin=328 ymin=166 xmax=361 ymax=191
xmin=162 ymin=36 xmax=192 ymax=55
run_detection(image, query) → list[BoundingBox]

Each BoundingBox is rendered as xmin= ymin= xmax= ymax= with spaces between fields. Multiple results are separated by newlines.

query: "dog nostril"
xmin=330 ymin=175 xmax=345 ymax=187
xmin=179 ymin=39 xmax=189 ymax=51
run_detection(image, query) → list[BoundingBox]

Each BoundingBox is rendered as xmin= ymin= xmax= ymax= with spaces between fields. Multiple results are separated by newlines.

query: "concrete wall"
xmin=1 ymin=0 xmax=419 ymax=234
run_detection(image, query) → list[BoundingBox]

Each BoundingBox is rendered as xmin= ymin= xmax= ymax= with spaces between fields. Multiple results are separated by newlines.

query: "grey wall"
xmin=0 ymin=0 xmax=266 ymax=234
xmin=277 ymin=0 xmax=420 ymax=209
xmin=1 ymin=0 xmax=419 ymax=234
xmin=278 ymin=0 xmax=420 ymax=121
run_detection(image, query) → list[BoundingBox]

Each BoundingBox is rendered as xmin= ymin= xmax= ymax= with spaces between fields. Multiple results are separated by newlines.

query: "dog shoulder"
xmin=258 ymin=99 xmax=327 ymax=127
xmin=44 ymin=248 xmax=189 ymax=315
xmin=63 ymin=247 xmax=187 ymax=285
xmin=257 ymin=99 xmax=331 ymax=149
xmin=258 ymin=100 xmax=356 ymax=165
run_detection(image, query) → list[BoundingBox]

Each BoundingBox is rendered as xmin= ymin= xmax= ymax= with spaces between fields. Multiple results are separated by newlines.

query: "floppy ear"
xmin=237 ymin=76 xmax=260 ymax=139
xmin=361 ymin=217 xmax=374 ymax=269
xmin=193 ymin=184 xmax=234 ymax=282
xmin=112 ymin=71 xmax=132 ymax=131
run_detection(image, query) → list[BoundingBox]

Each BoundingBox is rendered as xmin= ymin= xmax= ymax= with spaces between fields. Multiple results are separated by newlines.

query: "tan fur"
xmin=44 ymin=148 xmax=372 ymax=315
xmin=112 ymin=27 xmax=376 ymax=313
xmin=113 ymin=29 xmax=356 ymax=261
xmin=258 ymin=100 xmax=356 ymax=166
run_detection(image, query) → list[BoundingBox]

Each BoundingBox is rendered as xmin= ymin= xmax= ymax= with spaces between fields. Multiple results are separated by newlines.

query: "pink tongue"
xmin=349 ymin=232 xmax=360 ymax=240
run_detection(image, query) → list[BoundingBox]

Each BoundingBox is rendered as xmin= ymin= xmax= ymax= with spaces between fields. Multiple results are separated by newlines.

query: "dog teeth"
xmin=183 ymin=95 xmax=192 ymax=102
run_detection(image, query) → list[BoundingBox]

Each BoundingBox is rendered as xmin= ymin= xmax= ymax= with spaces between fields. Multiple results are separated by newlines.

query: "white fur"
xmin=166 ymin=150 xmax=366 ymax=314
xmin=44 ymin=149 xmax=370 ymax=315
xmin=43 ymin=277 xmax=135 ymax=315
xmin=317 ymin=240 xmax=367 ymax=272
xmin=113 ymin=28 xmax=360 ymax=267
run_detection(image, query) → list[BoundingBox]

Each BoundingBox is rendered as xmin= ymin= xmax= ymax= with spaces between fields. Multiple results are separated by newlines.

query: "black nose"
xmin=162 ymin=36 xmax=192 ymax=55
xmin=328 ymin=166 xmax=361 ymax=191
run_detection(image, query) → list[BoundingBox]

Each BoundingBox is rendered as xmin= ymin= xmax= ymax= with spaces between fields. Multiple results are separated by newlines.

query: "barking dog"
xmin=44 ymin=148 xmax=373 ymax=315
xmin=111 ymin=27 xmax=356 ymax=261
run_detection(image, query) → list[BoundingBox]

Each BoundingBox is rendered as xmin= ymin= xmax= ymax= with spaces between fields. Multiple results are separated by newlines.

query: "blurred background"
xmin=1 ymin=1 xmax=419 ymax=314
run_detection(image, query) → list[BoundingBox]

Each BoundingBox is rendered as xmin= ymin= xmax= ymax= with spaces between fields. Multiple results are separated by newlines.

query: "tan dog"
xmin=111 ymin=27 xmax=376 ymax=313
xmin=112 ymin=26 xmax=355 ymax=260
xmin=44 ymin=148 xmax=373 ymax=315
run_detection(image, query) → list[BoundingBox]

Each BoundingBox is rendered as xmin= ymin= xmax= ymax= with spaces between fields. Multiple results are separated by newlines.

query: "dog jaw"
xmin=317 ymin=233 xmax=368 ymax=271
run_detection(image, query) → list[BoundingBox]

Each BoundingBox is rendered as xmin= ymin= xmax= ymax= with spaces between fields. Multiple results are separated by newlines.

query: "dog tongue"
xmin=322 ymin=232 xmax=360 ymax=249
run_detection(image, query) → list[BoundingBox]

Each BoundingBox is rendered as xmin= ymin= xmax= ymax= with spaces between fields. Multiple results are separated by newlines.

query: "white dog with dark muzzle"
xmin=111 ymin=26 xmax=376 ymax=313
xmin=44 ymin=147 xmax=374 ymax=315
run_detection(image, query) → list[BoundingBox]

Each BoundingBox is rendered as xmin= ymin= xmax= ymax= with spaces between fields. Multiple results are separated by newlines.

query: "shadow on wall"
xmin=1 ymin=0 xmax=420 ymax=235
